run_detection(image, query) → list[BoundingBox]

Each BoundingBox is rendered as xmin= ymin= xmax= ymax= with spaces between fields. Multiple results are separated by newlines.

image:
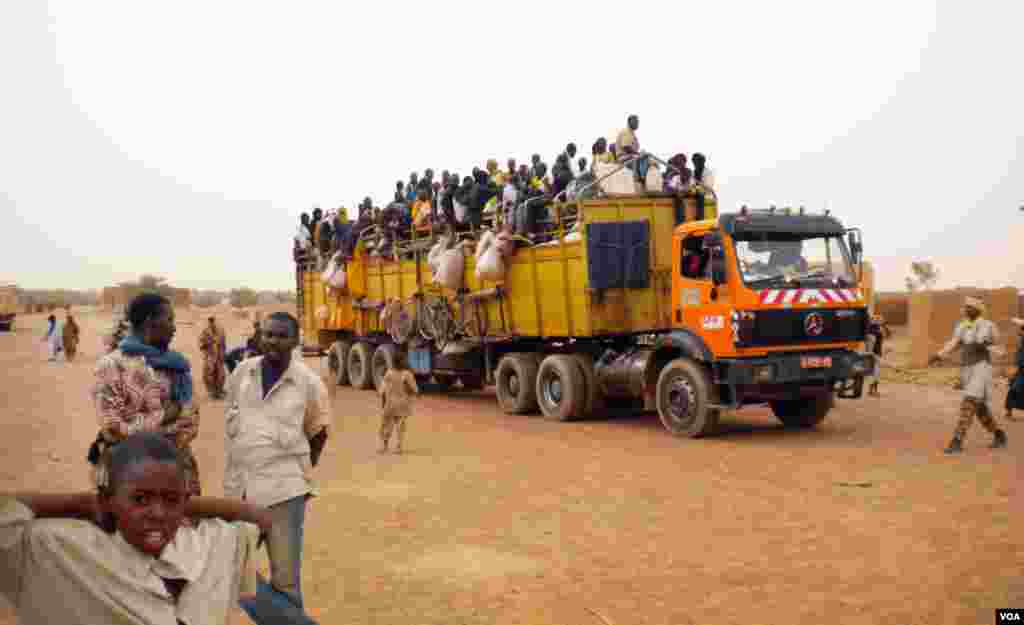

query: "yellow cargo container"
xmin=302 ymin=196 xmax=703 ymax=346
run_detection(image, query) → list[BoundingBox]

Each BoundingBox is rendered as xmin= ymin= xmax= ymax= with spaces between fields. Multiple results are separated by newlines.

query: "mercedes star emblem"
xmin=804 ymin=312 xmax=825 ymax=337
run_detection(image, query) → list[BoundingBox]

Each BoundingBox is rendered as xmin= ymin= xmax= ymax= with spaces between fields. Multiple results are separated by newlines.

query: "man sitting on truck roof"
xmin=591 ymin=138 xmax=612 ymax=171
xmin=406 ymin=173 xmax=419 ymax=203
xmin=616 ymin=115 xmax=639 ymax=158
xmin=551 ymin=153 xmax=574 ymax=198
xmin=665 ymin=154 xmax=693 ymax=192
xmin=691 ymin=152 xmax=716 ymax=192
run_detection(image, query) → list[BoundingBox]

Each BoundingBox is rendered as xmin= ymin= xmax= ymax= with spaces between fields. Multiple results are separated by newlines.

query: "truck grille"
xmin=747 ymin=308 xmax=867 ymax=347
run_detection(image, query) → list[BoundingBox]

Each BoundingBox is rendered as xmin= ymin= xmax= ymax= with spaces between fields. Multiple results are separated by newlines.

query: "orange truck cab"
xmin=647 ymin=207 xmax=871 ymax=435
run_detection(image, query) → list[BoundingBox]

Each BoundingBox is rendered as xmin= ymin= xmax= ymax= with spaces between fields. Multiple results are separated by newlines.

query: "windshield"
xmin=734 ymin=236 xmax=856 ymax=288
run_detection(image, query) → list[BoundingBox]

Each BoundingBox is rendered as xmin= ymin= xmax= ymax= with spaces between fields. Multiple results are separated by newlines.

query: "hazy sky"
xmin=1 ymin=0 xmax=1021 ymax=292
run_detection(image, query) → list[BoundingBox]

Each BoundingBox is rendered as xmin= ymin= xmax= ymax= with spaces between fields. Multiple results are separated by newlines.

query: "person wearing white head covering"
xmin=929 ymin=296 xmax=1008 ymax=453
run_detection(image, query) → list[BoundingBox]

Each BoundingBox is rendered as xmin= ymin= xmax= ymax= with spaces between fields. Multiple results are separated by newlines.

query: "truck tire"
xmin=655 ymin=358 xmax=719 ymax=438
xmin=327 ymin=341 xmax=351 ymax=386
xmin=536 ymin=355 xmax=584 ymax=421
xmin=372 ymin=344 xmax=398 ymax=390
xmin=348 ymin=343 xmax=374 ymax=390
xmin=570 ymin=353 xmax=603 ymax=419
xmin=495 ymin=353 xmax=539 ymax=414
xmin=770 ymin=394 xmax=833 ymax=429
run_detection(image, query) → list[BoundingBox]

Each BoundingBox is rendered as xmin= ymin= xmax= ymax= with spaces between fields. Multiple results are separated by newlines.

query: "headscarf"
xmin=119 ymin=335 xmax=193 ymax=403
xmin=963 ymin=296 xmax=986 ymax=315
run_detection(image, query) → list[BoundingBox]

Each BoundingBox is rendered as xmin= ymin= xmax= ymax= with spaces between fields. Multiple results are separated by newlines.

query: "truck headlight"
xmin=752 ymin=364 xmax=774 ymax=382
xmin=731 ymin=310 xmax=756 ymax=346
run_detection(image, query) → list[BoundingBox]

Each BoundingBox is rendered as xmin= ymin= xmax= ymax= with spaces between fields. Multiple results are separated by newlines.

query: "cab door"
xmin=673 ymin=230 xmax=733 ymax=349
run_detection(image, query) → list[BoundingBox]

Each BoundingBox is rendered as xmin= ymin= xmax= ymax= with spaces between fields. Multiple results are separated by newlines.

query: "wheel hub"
xmin=542 ymin=372 xmax=563 ymax=407
xmin=667 ymin=377 xmax=695 ymax=424
xmin=508 ymin=373 xmax=520 ymax=396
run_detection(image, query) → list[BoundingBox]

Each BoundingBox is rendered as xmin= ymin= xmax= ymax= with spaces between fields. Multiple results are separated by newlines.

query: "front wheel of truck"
xmin=348 ymin=342 xmax=374 ymax=390
xmin=656 ymin=358 xmax=719 ymax=438
xmin=770 ymin=393 xmax=833 ymax=429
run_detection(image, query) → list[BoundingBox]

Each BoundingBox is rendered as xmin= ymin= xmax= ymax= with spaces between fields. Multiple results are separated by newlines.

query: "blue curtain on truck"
xmin=586 ymin=220 xmax=651 ymax=290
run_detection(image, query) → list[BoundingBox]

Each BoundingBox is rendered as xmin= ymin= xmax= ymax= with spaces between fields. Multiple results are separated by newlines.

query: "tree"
xmin=230 ymin=288 xmax=259 ymax=308
xmin=119 ymin=275 xmax=176 ymax=299
xmin=906 ymin=261 xmax=939 ymax=292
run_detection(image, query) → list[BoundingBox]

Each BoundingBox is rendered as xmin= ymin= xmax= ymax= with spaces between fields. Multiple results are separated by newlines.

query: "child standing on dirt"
xmin=378 ymin=350 xmax=419 ymax=454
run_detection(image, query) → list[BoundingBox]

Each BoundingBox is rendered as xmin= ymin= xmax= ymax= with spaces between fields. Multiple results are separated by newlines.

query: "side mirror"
xmin=848 ymin=232 xmax=863 ymax=264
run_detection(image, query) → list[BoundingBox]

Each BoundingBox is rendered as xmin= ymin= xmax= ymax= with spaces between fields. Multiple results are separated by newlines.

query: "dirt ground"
xmin=0 ymin=308 xmax=1021 ymax=625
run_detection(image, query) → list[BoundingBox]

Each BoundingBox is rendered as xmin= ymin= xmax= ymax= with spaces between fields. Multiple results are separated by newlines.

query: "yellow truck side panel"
xmin=303 ymin=197 xmax=706 ymax=341
xmin=579 ymin=198 xmax=682 ymax=334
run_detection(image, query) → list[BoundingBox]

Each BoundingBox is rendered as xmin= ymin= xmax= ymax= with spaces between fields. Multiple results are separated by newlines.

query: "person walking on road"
xmin=199 ymin=316 xmax=228 ymax=399
xmin=42 ymin=314 xmax=63 ymax=361
xmin=62 ymin=313 xmax=80 ymax=361
xmin=865 ymin=314 xmax=886 ymax=397
xmin=224 ymin=311 xmax=330 ymax=625
xmin=928 ymin=296 xmax=1009 ymax=453
xmin=377 ymin=349 xmax=420 ymax=454
xmin=1005 ymin=317 xmax=1024 ymax=421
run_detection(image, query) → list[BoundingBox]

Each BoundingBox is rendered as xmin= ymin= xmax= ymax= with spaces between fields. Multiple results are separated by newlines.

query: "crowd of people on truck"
xmin=292 ymin=115 xmax=718 ymax=268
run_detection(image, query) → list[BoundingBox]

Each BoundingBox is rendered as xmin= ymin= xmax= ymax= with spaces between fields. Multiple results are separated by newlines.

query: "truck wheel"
xmin=495 ymin=353 xmax=539 ymax=414
xmin=327 ymin=341 xmax=351 ymax=386
xmin=536 ymin=355 xmax=584 ymax=421
xmin=770 ymin=394 xmax=833 ymax=429
xmin=348 ymin=343 xmax=374 ymax=390
xmin=655 ymin=358 xmax=719 ymax=437
xmin=372 ymin=344 xmax=398 ymax=390
xmin=570 ymin=354 xmax=603 ymax=419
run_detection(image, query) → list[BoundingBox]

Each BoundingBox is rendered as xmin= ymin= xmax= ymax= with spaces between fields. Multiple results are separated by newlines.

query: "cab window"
xmin=680 ymin=233 xmax=710 ymax=280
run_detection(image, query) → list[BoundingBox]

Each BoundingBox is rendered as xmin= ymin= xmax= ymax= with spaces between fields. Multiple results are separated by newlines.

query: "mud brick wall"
xmin=172 ymin=288 xmax=192 ymax=308
xmin=909 ymin=288 xmax=1020 ymax=368
xmin=876 ymin=292 xmax=909 ymax=326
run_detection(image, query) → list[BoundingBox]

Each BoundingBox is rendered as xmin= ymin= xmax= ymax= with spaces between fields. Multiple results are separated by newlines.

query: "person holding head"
xmin=91 ymin=293 xmax=202 ymax=497
xmin=199 ymin=316 xmax=228 ymax=400
xmin=929 ymin=296 xmax=1009 ymax=453
xmin=0 ymin=431 xmax=277 ymax=625
xmin=224 ymin=311 xmax=330 ymax=624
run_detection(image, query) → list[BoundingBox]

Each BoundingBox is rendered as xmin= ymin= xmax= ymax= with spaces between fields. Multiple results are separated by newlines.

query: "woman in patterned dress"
xmin=90 ymin=293 xmax=202 ymax=495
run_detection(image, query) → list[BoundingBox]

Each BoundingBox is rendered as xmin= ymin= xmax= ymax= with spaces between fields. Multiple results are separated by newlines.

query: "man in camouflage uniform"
xmin=929 ymin=296 xmax=1009 ymax=453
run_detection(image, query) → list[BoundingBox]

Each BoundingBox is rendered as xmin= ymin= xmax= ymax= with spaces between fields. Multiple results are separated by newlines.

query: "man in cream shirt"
xmin=225 ymin=311 xmax=330 ymax=624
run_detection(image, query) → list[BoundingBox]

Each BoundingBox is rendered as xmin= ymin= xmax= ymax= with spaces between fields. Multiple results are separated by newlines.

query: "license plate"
xmin=801 ymin=356 xmax=832 ymax=369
